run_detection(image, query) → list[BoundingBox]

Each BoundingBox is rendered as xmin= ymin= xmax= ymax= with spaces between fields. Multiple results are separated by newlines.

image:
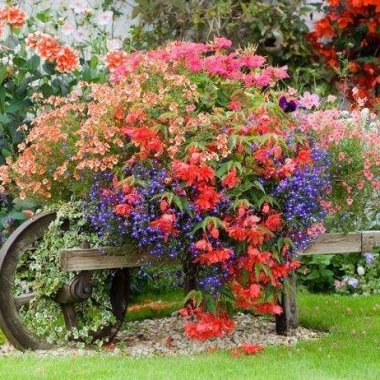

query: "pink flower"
xmin=210 ymin=36 xmax=232 ymax=50
xmin=299 ymin=91 xmax=320 ymax=109
xmin=346 ymin=198 xmax=353 ymax=205
xmin=356 ymin=180 xmax=365 ymax=190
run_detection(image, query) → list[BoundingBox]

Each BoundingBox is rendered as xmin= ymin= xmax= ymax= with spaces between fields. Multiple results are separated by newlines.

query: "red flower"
xmin=185 ymin=312 xmax=235 ymax=341
xmin=296 ymin=149 xmax=312 ymax=165
xmin=240 ymin=344 xmax=264 ymax=355
xmin=124 ymin=192 xmax=141 ymax=204
xmin=194 ymin=185 xmax=222 ymax=211
xmin=0 ymin=7 xmax=26 ymax=29
xmin=246 ymin=227 xmax=266 ymax=245
xmin=197 ymin=248 xmax=233 ymax=265
xmin=104 ymin=50 xmax=128 ymax=71
xmin=122 ymin=126 xmax=163 ymax=154
xmin=114 ymin=203 xmax=133 ymax=217
xmin=314 ymin=18 xmax=336 ymax=38
xmin=228 ymin=226 xmax=247 ymax=241
xmin=36 ymin=35 xmax=60 ymax=62
xmin=195 ymin=239 xmax=213 ymax=252
xmin=228 ymin=99 xmax=241 ymax=111
xmin=114 ymin=107 xmax=125 ymax=121
xmin=263 ymin=214 xmax=282 ymax=231
xmin=221 ymin=167 xmax=241 ymax=189
xmin=150 ymin=213 xmax=179 ymax=239
xmin=56 ymin=46 xmax=79 ymax=73
xmin=255 ymin=302 xmax=283 ymax=315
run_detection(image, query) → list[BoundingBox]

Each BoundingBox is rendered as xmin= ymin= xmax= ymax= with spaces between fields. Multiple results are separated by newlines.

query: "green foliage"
xmin=16 ymin=203 xmax=115 ymax=345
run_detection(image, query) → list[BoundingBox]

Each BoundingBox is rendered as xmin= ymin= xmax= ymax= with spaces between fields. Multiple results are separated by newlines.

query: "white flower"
xmin=360 ymin=108 xmax=370 ymax=122
xmin=357 ymin=266 xmax=365 ymax=276
xmin=96 ymin=11 xmax=114 ymax=26
xmin=106 ymin=38 xmax=122 ymax=51
xmin=62 ymin=21 xmax=75 ymax=36
xmin=70 ymin=0 xmax=88 ymax=14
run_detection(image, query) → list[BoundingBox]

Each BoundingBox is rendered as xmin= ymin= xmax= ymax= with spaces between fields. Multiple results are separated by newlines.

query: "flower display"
xmin=308 ymin=0 xmax=380 ymax=109
xmin=0 ymin=6 xmax=26 ymax=30
xmin=25 ymin=32 xmax=79 ymax=73
xmin=1 ymin=38 xmax=379 ymax=340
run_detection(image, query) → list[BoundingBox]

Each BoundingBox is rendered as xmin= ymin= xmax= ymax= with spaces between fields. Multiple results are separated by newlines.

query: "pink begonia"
xmin=299 ymin=91 xmax=320 ymax=109
xmin=307 ymin=223 xmax=326 ymax=237
xmin=239 ymin=54 xmax=266 ymax=69
xmin=209 ymin=36 xmax=232 ymax=50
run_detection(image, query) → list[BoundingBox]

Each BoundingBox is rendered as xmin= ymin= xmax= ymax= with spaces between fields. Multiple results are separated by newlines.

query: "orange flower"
xmin=104 ymin=50 xmax=128 ymax=71
xmin=36 ymin=35 xmax=60 ymax=62
xmin=0 ymin=7 xmax=26 ymax=29
xmin=56 ymin=46 xmax=79 ymax=73
xmin=26 ymin=32 xmax=47 ymax=49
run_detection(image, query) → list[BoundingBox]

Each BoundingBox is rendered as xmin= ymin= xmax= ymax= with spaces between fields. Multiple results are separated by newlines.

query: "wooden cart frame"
xmin=1 ymin=211 xmax=379 ymax=351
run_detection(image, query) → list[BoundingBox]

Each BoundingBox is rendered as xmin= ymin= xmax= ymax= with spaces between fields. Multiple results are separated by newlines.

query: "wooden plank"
xmin=362 ymin=231 xmax=380 ymax=253
xmin=298 ymin=233 xmax=362 ymax=256
xmin=60 ymin=247 xmax=177 ymax=272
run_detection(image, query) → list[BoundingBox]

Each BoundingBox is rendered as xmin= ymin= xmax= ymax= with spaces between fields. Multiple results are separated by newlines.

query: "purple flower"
xmin=364 ymin=252 xmax=375 ymax=266
xmin=279 ymin=96 xmax=298 ymax=113
xmin=347 ymin=277 xmax=359 ymax=289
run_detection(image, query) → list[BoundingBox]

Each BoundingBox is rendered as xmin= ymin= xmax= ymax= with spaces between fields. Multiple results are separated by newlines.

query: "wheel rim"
xmin=0 ymin=211 xmax=130 ymax=351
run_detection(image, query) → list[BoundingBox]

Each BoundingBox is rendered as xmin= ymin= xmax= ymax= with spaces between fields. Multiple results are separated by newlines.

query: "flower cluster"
xmin=26 ymin=32 xmax=79 ymax=73
xmin=0 ymin=6 xmax=26 ymax=36
xmin=1 ymin=38 xmax=379 ymax=340
xmin=308 ymin=0 xmax=380 ymax=109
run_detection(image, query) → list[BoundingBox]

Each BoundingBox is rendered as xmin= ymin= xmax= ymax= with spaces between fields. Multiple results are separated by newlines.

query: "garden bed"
xmin=0 ymin=313 xmax=323 ymax=358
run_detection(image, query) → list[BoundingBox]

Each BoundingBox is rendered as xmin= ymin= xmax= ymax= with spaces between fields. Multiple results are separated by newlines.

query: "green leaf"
xmin=9 ymin=210 xmax=27 ymax=221
xmin=13 ymin=57 xmax=27 ymax=68
xmin=28 ymin=54 xmax=41 ymax=72
xmin=5 ymin=99 xmax=30 ymax=114
xmin=306 ymin=270 xmax=320 ymax=280
xmin=1 ymin=149 xmax=11 ymax=158
xmin=0 ymin=64 xmax=6 ymax=86
xmin=36 ymin=9 xmax=51 ymax=23
xmin=184 ymin=290 xmax=203 ymax=307
xmin=253 ymin=180 xmax=266 ymax=193
xmin=0 ymin=87 xmax=5 ymax=113
xmin=204 ymin=295 xmax=217 ymax=314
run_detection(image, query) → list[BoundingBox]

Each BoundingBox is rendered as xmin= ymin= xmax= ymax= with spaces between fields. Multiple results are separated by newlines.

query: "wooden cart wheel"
xmin=0 ymin=211 xmax=130 ymax=351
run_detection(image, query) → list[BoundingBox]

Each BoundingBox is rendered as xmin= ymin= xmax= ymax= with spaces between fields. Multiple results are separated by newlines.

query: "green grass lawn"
xmin=1 ymin=292 xmax=379 ymax=380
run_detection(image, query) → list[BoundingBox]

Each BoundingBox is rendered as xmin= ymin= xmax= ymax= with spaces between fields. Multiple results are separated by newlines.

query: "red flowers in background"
xmin=308 ymin=0 xmax=380 ymax=109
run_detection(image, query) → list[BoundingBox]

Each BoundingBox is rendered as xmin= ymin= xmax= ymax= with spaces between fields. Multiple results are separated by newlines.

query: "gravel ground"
xmin=0 ymin=313 xmax=324 ymax=358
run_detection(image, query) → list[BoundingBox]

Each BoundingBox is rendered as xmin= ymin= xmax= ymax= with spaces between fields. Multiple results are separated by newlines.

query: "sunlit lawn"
xmin=1 ymin=292 xmax=380 ymax=380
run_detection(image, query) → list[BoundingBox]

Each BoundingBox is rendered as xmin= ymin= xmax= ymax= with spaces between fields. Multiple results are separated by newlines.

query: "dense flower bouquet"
xmin=308 ymin=0 xmax=380 ymax=109
xmin=1 ymin=38 xmax=379 ymax=340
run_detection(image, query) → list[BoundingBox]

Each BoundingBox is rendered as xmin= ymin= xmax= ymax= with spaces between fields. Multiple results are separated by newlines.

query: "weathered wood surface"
xmin=298 ymin=231 xmax=380 ymax=256
xmin=60 ymin=247 xmax=177 ymax=272
xmin=61 ymin=231 xmax=380 ymax=271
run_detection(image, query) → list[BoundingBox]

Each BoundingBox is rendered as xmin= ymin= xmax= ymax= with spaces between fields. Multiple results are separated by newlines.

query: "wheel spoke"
xmin=14 ymin=293 xmax=36 ymax=307
xmin=60 ymin=304 xmax=77 ymax=331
